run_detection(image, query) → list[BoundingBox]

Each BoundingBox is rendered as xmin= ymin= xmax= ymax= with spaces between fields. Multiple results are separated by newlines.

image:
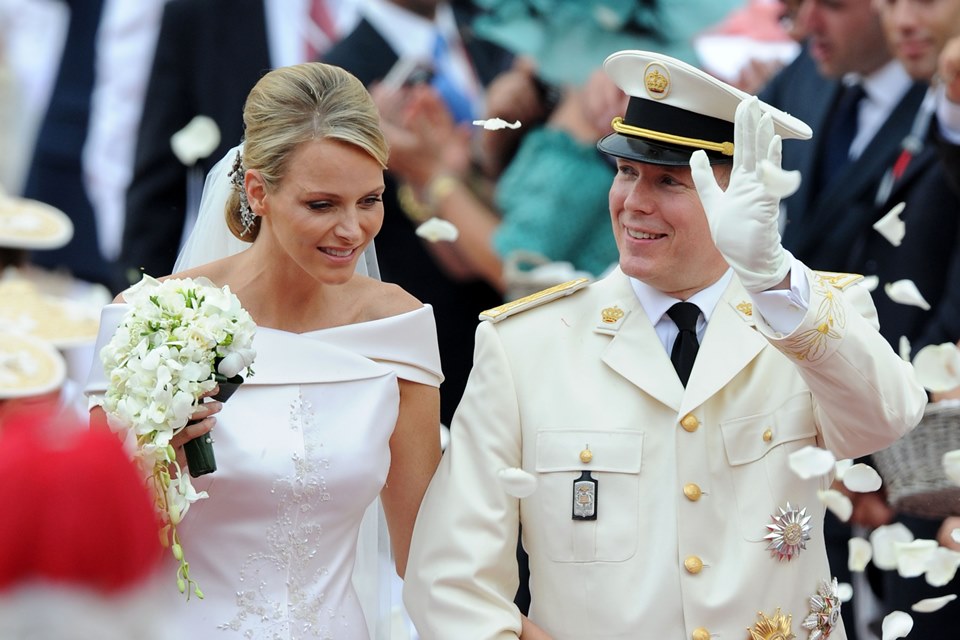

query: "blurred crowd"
xmin=2 ymin=0 xmax=960 ymax=638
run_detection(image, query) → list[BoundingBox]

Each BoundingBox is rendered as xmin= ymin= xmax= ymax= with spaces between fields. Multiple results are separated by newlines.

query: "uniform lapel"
xmin=678 ymin=279 xmax=767 ymax=417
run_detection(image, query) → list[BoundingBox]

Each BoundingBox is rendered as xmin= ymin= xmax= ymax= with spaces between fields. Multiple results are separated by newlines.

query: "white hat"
xmin=597 ymin=50 xmax=812 ymax=166
xmin=0 ymin=192 xmax=73 ymax=250
xmin=0 ymin=331 xmax=66 ymax=399
xmin=0 ymin=279 xmax=100 ymax=348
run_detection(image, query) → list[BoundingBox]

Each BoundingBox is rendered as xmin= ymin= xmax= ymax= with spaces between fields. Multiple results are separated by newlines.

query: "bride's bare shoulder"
xmin=354 ymin=276 xmax=423 ymax=321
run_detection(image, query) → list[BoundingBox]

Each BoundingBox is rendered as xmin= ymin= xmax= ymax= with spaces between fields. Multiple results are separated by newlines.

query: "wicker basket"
xmin=870 ymin=401 xmax=960 ymax=519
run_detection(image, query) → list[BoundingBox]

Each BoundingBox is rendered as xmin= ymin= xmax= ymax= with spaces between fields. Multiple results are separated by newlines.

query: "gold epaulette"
xmin=813 ymin=271 xmax=864 ymax=291
xmin=479 ymin=278 xmax=590 ymax=323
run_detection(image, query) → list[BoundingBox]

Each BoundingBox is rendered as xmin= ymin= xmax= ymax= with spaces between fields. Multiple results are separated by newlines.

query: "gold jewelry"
xmin=397 ymin=183 xmax=432 ymax=224
xmin=426 ymin=174 xmax=460 ymax=209
xmin=611 ymin=116 xmax=734 ymax=156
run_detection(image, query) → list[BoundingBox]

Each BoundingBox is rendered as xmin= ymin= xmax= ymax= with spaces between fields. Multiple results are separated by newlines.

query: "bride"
xmin=86 ymin=63 xmax=442 ymax=638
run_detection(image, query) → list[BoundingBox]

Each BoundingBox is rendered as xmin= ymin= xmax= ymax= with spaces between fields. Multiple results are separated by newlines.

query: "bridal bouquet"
xmin=100 ymin=275 xmax=256 ymax=599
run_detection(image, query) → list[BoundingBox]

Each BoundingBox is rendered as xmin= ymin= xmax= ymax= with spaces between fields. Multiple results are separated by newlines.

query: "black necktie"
xmin=818 ymin=83 xmax=866 ymax=190
xmin=667 ymin=302 xmax=701 ymax=387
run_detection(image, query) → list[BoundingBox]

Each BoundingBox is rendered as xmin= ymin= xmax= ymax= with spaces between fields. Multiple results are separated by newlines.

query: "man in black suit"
xmin=323 ymin=0 xmax=513 ymax=429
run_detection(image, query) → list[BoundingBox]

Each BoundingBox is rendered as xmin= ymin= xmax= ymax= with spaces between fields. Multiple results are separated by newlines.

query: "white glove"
xmin=690 ymin=96 xmax=801 ymax=293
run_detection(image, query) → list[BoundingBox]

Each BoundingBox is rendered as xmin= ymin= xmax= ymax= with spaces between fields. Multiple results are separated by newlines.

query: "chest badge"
xmin=764 ymin=502 xmax=811 ymax=561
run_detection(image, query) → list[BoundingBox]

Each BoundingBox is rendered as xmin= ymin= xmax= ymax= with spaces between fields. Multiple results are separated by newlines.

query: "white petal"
xmin=881 ymin=611 xmax=914 ymax=640
xmin=835 ymin=458 xmax=853 ymax=480
xmin=472 ymin=118 xmax=522 ymax=131
xmin=818 ymin=489 xmax=853 ymax=522
xmin=843 ymin=463 xmax=883 ymax=493
xmin=861 ymin=275 xmax=880 ymax=292
xmin=498 ymin=467 xmax=538 ymax=498
xmin=912 ymin=344 xmax=960 ymax=393
xmin=873 ymin=201 xmax=906 ymax=247
xmin=170 ymin=115 xmax=221 ymax=165
xmin=415 ymin=217 xmax=460 ymax=243
xmin=885 ymin=279 xmax=931 ymax=310
xmin=899 ymin=335 xmax=911 ymax=361
xmin=837 ymin=582 xmax=854 ymax=602
xmin=895 ymin=539 xmax=938 ymax=578
xmin=952 ymin=528 xmax=960 ymax=544
xmin=788 ymin=445 xmax=837 ymax=479
xmin=911 ymin=594 xmax=957 ymax=613
xmin=848 ymin=536 xmax=873 ymax=572
xmin=758 ymin=159 xmax=801 ymax=198
xmin=871 ymin=522 xmax=915 ymax=570
xmin=924 ymin=546 xmax=960 ymax=587
xmin=945 ymin=450 xmax=960 ymax=486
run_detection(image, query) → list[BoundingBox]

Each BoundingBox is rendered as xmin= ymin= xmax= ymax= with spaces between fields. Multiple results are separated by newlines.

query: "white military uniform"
xmin=403 ymin=266 xmax=926 ymax=640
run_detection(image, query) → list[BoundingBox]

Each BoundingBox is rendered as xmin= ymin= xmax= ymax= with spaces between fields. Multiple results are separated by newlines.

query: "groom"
xmin=402 ymin=50 xmax=926 ymax=639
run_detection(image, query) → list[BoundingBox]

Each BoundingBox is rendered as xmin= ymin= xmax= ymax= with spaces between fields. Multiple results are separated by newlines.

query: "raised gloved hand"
xmin=689 ymin=96 xmax=801 ymax=293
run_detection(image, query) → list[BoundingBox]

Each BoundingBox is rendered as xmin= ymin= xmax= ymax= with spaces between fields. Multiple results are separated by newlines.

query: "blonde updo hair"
xmin=226 ymin=63 xmax=389 ymax=241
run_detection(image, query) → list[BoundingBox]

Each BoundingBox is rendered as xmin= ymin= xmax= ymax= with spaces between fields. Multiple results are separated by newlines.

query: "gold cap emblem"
xmin=644 ymin=62 xmax=670 ymax=99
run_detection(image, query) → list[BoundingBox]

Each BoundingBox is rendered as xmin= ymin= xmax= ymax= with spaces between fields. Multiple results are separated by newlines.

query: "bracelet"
xmin=397 ymin=183 xmax=432 ymax=224
xmin=425 ymin=174 xmax=460 ymax=209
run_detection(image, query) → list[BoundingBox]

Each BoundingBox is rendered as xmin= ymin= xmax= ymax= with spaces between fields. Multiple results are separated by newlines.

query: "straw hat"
xmin=0 ymin=331 xmax=66 ymax=399
xmin=0 ymin=279 xmax=100 ymax=348
xmin=0 ymin=191 xmax=73 ymax=250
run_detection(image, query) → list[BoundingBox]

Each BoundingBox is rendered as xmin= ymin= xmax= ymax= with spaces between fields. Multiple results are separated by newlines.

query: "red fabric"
xmin=0 ymin=410 xmax=162 ymax=593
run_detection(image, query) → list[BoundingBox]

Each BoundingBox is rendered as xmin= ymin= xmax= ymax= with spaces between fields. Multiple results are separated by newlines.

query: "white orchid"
xmin=101 ymin=275 xmax=256 ymax=598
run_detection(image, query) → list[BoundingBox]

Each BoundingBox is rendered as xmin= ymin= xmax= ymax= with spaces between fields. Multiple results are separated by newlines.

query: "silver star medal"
xmin=764 ymin=502 xmax=811 ymax=561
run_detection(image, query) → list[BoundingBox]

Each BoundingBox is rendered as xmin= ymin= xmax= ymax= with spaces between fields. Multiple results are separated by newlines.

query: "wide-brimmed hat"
xmin=0 ymin=192 xmax=73 ymax=250
xmin=0 ymin=331 xmax=66 ymax=399
xmin=597 ymin=50 xmax=811 ymax=166
xmin=0 ymin=279 xmax=101 ymax=348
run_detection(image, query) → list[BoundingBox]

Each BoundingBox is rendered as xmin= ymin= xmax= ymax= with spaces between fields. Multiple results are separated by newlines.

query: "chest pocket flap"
xmin=720 ymin=393 xmax=817 ymax=466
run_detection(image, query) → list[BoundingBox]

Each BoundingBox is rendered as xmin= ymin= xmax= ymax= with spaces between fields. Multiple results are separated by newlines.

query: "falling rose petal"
xmin=952 ymin=528 xmax=960 ymax=544
xmin=170 ymin=115 xmax=221 ymax=166
xmin=873 ymin=201 xmax=906 ymax=247
xmin=843 ymin=463 xmax=883 ymax=493
xmin=895 ymin=539 xmax=938 ymax=578
xmin=861 ymin=275 xmax=880 ymax=292
xmin=818 ymin=489 xmax=853 ymax=522
xmin=924 ymin=546 xmax=960 ymax=587
xmin=899 ymin=336 xmax=911 ymax=362
xmin=497 ymin=467 xmax=538 ymax=498
xmin=912 ymin=344 xmax=960 ymax=393
xmin=472 ymin=118 xmax=522 ymax=131
xmin=759 ymin=159 xmax=801 ymax=198
xmin=871 ymin=522 xmax=915 ymax=570
xmin=835 ymin=458 xmax=854 ymax=480
xmin=837 ymin=582 xmax=854 ymax=602
xmin=944 ymin=450 xmax=960 ymax=486
xmin=885 ymin=279 xmax=931 ymax=310
xmin=848 ymin=537 xmax=873 ymax=572
xmin=788 ymin=445 xmax=837 ymax=479
xmin=911 ymin=594 xmax=957 ymax=613
xmin=415 ymin=217 xmax=459 ymax=243
xmin=881 ymin=611 xmax=914 ymax=640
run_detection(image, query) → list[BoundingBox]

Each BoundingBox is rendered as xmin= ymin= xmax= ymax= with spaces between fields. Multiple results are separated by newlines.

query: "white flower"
xmin=894 ymin=539 xmax=938 ymax=578
xmin=912 ymin=343 xmax=960 ymax=393
xmin=835 ymin=458 xmax=854 ymax=480
xmin=166 ymin=468 xmax=209 ymax=525
xmin=885 ymin=279 xmax=930 ymax=310
xmin=861 ymin=275 xmax=880 ymax=292
xmin=848 ymin=537 xmax=872 ymax=572
xmin=944 ymin=450 xmax=960 ymax=486
xmin=472 ymin=117 xmax=521 ymax=130
xmin=911 ymin=594 xmax=957 ymax=613
xmin=789 ymin=445 xmax=836 ymax=479
xmin=842 ymin=463 xmax=883 ymax=492
xmin=871 ymin=522 xmax=915 ymax=570
xmin=881 ymin=611 xmax=914 ymax=640
xmin=170 ymin=115 xmax=221 ymax=165
xmin=498 ymin=467 xmax=538 ymax=498
xmin=415 ymin=217 xmax=460 ymax=243
xmin=818 ymin=489 xmax=853 ymax=522
xmin=873 ymin=201 xmax=906 ymax=247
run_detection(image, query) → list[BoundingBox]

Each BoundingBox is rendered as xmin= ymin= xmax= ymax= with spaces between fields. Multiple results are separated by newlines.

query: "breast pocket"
xmin=533 ymin=429 xmax=643 ymax=562
xmin=720 ymin=392 xmax=818 ymax=541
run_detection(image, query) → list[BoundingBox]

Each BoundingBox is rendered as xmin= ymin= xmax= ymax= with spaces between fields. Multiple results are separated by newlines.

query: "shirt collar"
xmin=629 ymin=269 xmax=734 ymax=327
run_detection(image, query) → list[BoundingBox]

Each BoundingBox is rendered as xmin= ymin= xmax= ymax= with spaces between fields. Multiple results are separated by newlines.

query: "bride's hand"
xmin=170 ymin=386 xmax=223 ymax=468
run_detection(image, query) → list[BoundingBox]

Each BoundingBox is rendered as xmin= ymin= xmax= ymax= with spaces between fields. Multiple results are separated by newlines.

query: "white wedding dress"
xmin=86 ymin=304 xmax=442 ymax=639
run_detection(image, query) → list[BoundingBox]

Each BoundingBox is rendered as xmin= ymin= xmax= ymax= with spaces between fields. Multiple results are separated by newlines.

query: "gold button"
xmin=762 ymin=428 xmax=773 ymax=442
xmin=692 ymin=628 xmax=710 ymax=640
xmin=683 ymin=483 xmax=702 ymax=501
xmin=579 ymin=448 xmax=593 ymax=464
xmin=680 ymin=414 xmax=699 ymax=432
xmin=684 ymin=556 xmax=704 ymax=574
